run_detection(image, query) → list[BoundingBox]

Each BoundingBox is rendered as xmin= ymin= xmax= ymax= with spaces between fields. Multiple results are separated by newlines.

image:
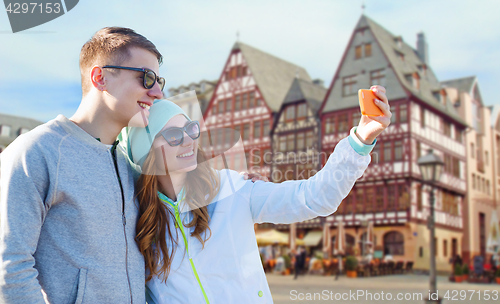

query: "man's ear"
xmin=90 ymin=66 xmax=106 ymax=91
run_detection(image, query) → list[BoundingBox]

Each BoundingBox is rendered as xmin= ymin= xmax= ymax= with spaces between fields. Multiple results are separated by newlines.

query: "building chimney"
xmin=416 ymin=32 xmax=428 ymax=65
xmin=312 ymin=78 xmax=324 ymax=87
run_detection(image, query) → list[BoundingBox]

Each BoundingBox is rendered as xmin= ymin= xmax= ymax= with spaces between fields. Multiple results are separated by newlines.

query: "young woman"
xmin=122 ymin=86 xmax=390 ymax=303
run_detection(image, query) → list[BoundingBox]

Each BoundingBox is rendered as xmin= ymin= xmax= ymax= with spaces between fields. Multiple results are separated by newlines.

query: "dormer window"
xmin=394 ymin=36 xmax=403 ymax=48
xmin=395 ymin=50 xmax=405 ymax=61
xmin=417 ymin=64 xmax=427 ymax=76
xmin=19 ymin=128 xmax=30 ymax=135
xmin=405 ymin=72 xmax=420 ymax=89
xmin=432 ymin=89 xmax=447 ymax=104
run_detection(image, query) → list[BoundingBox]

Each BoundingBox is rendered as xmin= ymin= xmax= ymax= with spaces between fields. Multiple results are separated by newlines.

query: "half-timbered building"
xmin=319 ymin=15 xmax=468 ymax=271
xmin=203 ymin=42 xmax=311 ymax=177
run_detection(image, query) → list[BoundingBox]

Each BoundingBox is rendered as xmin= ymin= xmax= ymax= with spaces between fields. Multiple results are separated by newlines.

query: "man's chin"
xmin=128 ymin=111 xmax=149 ymax=128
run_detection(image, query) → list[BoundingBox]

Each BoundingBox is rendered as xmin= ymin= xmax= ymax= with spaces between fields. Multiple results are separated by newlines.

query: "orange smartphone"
xmin=358 ymin=89 xmax=384 ymax=116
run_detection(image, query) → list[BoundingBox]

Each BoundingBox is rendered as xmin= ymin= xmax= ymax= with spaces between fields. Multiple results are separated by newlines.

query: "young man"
xmin=0 ymin=27 xmax=163 ymax=303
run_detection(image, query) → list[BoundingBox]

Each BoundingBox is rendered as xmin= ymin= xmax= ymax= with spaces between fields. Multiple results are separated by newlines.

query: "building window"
xmin=212 ymin=104 xmax=217 ymax=115
xmin=420 ymin=108 xmax=425 ymax=128
xmin=286 ymin=134 xmax=295 ymax=151
xmin=218 ymin=100 xmax=224 ymax=113
xmin=384 ymin=231 xmax=404 ymax=255
xmin=376 ymin=187 xmax=384 ymax=211
xmin=0 ymin=125 xmax=11 ymax=137
xmin=263 ymin=120 xmax=270 ymax=136
xmin=224 ymin=128 xmax=232 ymax=145
xmin=252 ymin=149 xmax=261 ymax=166
xmin=352 ymin=112 xmax=361 ymax=128
xmin=470 ymin=143 xmax=475 ymax=158
xmin=364 ymin=43 xmax=372 ymax=57
xmin=297 ymin=132 xmax=305 ymax=150
xmin=371 ymin=144 xmax=380 ymax=164
xmin=253 ymin=121 xmax=261 ymax=139
xmin=370 ymin=69 xmax=385 ymax=87
xmin=419 ymin=247 xmax=424 ymax=257
xmin=234 ymin=125 xmax=241 ymax=141
xmin=383 ymin=142 xmax=392 ymax=162
xmin=452 ymin=157 xmax=460 ymax=178
xmin=225 ymin=98 xmax=232 ymax=112
xmin=387 ymin=185 xmax=396 ymax=210
xmin=306 ymin=131 xmax=314 ymax=149
xmin=243 ymin=123 xmax=250 ymax=140
xmin=390 ymin=105 xmax=396 ymax=124
xmin=338 ymin=114 xmax=349 ymax=132
xmin=297 ymin=103 xmax=307 ymax=119
xmin=443 ymin=240 xmax=448 ymax=257
xmin=485 ymin=151 xmax=489 ymax=166
xmin=325 ymin=117 xmax=335 ymax=134
xmin=455 ymin=129 xmax=463 ymax=143
xmin=235 ymin=95 xmax=241 ymax=111
xmin=400 ymin=104 xmax=408 ymax=123
xmin=241 ymin=93 xmax=248 ymax=110
xmin=394 ymin=140 xmax=403 ymax=161
xmin=279 ymin=136 xmax=286 ymax=152
xmin=479 ymin=213 xmax=486 ymax=257
xmin=355 ymin=45 xmax=362 ymax=59
xmin=285 ymin=105 xmax=295 ymax=121
xmin=342 ymin=75 xmax=357 ymax=96
xmin=416 ymin=141 xmax=421 ymax=159
xmin=249 ymin=92 xmax=255 ymax=108
xmin=416 ymin=184 xmax=422 ymax=211
xmin=398 ymin=184 xmax=410 ymax=210
xmin=365 ymin=187 xmax=374 ymax=213
xmin=472 ymin=174 xmax=476 ymax=189
xmin=19 ymin=128 xmax=30 ymax=135
xmin=443 ymin=121 xmax=451 ymax=137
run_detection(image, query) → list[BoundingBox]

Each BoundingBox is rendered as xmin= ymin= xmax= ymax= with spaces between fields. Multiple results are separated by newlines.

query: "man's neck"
xmin=70 ymin=97 xmax=124 ymax=145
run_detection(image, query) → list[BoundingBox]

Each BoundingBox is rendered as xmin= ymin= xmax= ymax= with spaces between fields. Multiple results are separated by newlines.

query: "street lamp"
xmin=417 ymin=149 xmax=444 ymax=304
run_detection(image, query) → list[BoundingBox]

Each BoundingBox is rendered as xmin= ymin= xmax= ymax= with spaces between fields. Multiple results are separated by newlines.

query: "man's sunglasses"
xmin=159 ymin=120 xmax=201 ymax=147
xmin=102 ymin=66 xmax=165 ymax=91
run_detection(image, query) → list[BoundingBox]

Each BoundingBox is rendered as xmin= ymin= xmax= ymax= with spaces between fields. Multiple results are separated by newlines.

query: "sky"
xmin=0 ymin=0 xmax=499 ymax=122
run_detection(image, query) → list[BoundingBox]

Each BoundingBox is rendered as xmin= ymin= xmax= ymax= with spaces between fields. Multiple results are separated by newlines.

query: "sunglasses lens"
xmin=186 ymin=122 xmax=200 ymax=139
xmin=163 ymin=129 xmax=183 ymax=146
xmin=158 ymin=78 xmax=166 ymax=91
xmin=144 ymin=71 xmax=156 ymax=89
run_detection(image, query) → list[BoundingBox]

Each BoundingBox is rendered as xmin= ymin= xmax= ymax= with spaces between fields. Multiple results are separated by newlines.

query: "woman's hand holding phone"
xmin=355 ymin=85 xmax=392 ymax=145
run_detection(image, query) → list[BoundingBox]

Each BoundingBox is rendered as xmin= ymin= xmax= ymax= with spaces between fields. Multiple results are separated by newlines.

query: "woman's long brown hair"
xmin=135 ymin=145 xmax=220 ymax=282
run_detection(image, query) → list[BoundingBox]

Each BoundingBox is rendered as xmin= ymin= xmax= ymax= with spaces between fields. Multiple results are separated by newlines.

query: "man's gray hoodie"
xmin=0 ymin=115 xmax=145 ymax=303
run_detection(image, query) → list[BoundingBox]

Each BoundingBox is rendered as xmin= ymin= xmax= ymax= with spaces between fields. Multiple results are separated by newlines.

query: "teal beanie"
xmin=119 ymin=99 xmax=190 ymax=167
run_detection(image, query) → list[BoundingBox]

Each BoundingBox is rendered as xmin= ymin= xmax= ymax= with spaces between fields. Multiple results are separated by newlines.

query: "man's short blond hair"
xmin=79 ymin=27 xmax=162 ymax=96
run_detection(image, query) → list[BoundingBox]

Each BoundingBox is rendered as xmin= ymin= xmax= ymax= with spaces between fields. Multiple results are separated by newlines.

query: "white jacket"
xmin=146 ymin=137 xmax=371 ymax=304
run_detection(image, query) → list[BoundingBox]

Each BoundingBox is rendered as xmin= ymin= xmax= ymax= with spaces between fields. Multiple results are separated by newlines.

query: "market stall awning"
xmin=303 ymin=231 xmax=323 ymax=247
xmin=256 ymin=229 xmax=304 ymax=246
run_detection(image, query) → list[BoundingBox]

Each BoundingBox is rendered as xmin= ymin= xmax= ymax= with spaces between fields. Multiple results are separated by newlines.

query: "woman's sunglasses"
xmin=160 ymin=121 xmax=201 ymax=147
xmin=102 ymin=66 xmax=165 ymax=91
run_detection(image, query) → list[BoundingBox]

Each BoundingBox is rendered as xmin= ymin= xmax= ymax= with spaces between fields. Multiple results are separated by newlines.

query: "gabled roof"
xmin=282 ymin=78 xmax=326 ymax=113
xmin=441 ymin=76 xmax=476 ymax=95
xmin=233 ymin=42 xmax=311 ymax=112
xmin=321 ymin=15 xmax=466 ymax=126
xmin=361 ymin=15 xmax=466 ymax=125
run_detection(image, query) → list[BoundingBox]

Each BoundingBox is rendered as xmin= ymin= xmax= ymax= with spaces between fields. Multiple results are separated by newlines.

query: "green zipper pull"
xmin=174 ymin=206 xmax=180 ymax=228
